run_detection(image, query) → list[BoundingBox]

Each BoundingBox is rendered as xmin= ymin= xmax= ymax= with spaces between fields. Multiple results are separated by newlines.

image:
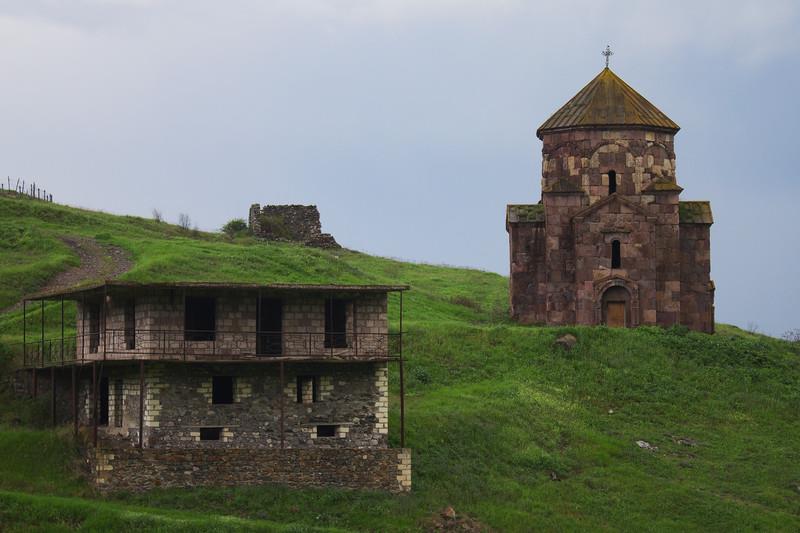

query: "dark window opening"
xmin=324 ymin=299 xmax=348 ymax=348
xmin=99 ymin=377 xmax=109 ymax=426
xmin=87 ymin=303 xmax=101 ymax=354
xmin=608 ymin=170 xmax=617 ymax=194
xmin=200 ymin=427 xmax=221 ymax=441
xmin=212 ymin=376 xmax=234 ymax=404
xmin=257 ymin=297 xmax=283 ymax=355
xmin=611 ymin=240 xmax=621 ymax=269
xmin=316 ymin=424 xmax=337 ymax=438
xmin=113 ymin=379 xmax=123 ymax=428
xmin=124 ymin=299 xmax=136 ymax=350
xmin=296 ymin=376 xmax=319 ymax=404
xmin=185 ymin=296 xmax=216 ymax=341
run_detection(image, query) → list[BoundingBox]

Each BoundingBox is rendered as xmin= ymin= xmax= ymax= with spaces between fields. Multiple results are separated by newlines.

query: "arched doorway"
xmin=601 ymin=286 xmax=630 ymax=327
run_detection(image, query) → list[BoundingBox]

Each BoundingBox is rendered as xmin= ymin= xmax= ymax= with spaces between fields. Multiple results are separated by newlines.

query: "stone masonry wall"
xmin=90 ymin=446 xmax=411 ymax=493
xmin=77 ymin=361 xmax=389 ymax=450
xmin=680 ymin=223 xmax=714 ymax=333
xmin=249 ymin=203 xmax=340 ymax=248
xmin=74 ymin=291 xmax=388 ymax=361
xmin=507 ymin=126 xmax=710 ymax=330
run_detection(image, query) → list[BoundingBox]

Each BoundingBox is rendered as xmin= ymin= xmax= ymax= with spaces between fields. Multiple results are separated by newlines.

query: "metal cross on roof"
xmin=602 ymin=45 xmax=613 ymax=68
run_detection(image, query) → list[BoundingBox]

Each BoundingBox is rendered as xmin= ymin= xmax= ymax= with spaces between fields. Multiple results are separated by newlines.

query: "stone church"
xmin=506 ymin=66 xmax=714 ymax=332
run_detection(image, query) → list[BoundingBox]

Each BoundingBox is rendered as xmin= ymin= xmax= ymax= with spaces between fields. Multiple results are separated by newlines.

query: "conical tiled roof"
xmin=537 ymin=68 xmax=679 ymax=139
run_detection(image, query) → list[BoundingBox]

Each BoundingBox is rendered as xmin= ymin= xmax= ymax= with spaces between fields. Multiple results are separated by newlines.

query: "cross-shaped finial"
xmin=602 ymin=45 xmax=613 ymax=68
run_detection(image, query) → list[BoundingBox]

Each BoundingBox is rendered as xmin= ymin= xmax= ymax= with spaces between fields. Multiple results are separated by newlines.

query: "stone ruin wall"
xmin=249 ymin=203 xmax=340 ymax=248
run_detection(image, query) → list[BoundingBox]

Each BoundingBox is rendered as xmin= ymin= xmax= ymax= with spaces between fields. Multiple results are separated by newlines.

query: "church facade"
xmin=506 ymin=67 xmax=714 ymax=332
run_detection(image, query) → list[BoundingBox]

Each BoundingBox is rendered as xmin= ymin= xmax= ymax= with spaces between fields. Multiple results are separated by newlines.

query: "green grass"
xmin=1 ymin=193 xmax=799 ymax=531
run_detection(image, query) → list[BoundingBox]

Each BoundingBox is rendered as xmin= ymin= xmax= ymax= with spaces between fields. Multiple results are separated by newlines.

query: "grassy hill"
xmin=0 ymin=193 xmax=798 ymax=532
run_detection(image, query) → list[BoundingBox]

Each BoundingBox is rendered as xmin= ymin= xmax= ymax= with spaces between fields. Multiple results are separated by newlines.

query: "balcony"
xmin=20 ymin=329 xmax=402 ymax=368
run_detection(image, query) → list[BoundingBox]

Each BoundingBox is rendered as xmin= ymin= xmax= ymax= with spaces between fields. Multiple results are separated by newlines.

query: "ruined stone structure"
xmin=19 ymin=281 xmax=410 ymax=492
xmin=249 ymin=204 xmax=340 ymax=248
xmin=507 ymin=67 xmax=714 ymax=332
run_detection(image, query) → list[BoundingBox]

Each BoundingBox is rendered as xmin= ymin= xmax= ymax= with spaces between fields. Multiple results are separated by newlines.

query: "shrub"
xmin=151 ymin=209 xmax=163 ymax=223
xmin=177 ymin=213 xmax=191 ymax=231
xmin=783 ymin=329 xmax=800 ymax=343
xmin=221 ymin=218 xmax=249 ymax=238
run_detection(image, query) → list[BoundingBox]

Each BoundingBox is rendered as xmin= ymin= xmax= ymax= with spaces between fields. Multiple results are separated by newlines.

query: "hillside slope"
xmin=0 ymin=193 xmax=799 ymax=532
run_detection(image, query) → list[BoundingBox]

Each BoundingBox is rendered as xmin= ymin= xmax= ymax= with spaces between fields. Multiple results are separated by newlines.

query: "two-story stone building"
xmin=507 ymin=66 xmax=714 ymax=332
xmin=20 ymin=281 xmax=411 ymax=492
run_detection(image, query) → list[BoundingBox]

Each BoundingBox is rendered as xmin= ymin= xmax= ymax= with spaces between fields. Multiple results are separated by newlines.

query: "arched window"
xmin=611 ymin=240 xmax=621 ymax=268
xmin=608 ymin=170 xmax=617 ymax=194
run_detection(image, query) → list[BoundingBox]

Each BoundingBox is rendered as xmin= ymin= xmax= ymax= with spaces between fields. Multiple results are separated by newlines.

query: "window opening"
xmin=324 ymin=299 xmax=348 ymax=348
xmin=99 ymin=377 xmax=109 ymax=426
xmin=124 ymin=298 xmax=136 ymax=350
xmin=608 ymin=170 xmax=617 ymax=194
xmin=212 ymin=376 xmax=234 ymax=404
xmin=185 ymin=296 xmax=216 ymax=341
xmin=316 ymin=425 xmax=337 ymax=438
xmin=296 ymin=376 xmax=319 ymax=404
xmin=113 ymin=379 xmax=123 ymax=427
xmin=200 ymin=427 xmax=221 ymax=440
xmin=611 ymin=240 xmax=621 ymax=269
xmin=87 ymin=303 xmax=100 ymax=354
xmin=257 ymin=297 xmax=283 ymax=355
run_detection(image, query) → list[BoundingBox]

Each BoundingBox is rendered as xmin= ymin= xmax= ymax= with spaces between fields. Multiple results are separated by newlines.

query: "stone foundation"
xmin=89 ymin=445 xmax=411 ymax=493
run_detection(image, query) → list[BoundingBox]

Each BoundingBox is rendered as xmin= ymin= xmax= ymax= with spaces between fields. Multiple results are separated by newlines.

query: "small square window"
xmin=199 ymin=427 xmax=221 ymax=441
xmin=212 ymin=376 xmax=234 ymax=404
xmin=316 ymin=425 xmax=337 ymax=438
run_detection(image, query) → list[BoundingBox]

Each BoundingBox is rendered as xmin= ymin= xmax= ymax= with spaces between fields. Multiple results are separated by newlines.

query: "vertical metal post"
xmin=353 ymin=299 xmax=358 ymax=357
xmin=41 ymin=299 xmax=45 ymax=366
xmin=23 ymin=300 xmax=27 ymax=368
xmin=92 ymin=361 xmax=98 ymax=447
xmin=399 ymin=291 xmax=405 ymax=449
xmin=256 ymin=291 xmax=261 ymax=356
xmin=81 ymin=295 xmax=86 ymax=363
xmin=72 ymin=365 xmax=77 ymax=437
xmin=279 ymin=361 xmax=285 ymax=449
xmin=61 ymin=297 xmax=65 ymax=365
xmin=51 ymin=366 xmax=56 ymax=426
xmin=138 ymin=360 xmax=145 ymax=449
xmin=102 ymin=287 xmax=107 ymax=360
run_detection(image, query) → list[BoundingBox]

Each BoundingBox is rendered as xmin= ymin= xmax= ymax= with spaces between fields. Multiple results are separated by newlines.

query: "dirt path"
xmin=3 ymin=236 xmax=133 ymax=311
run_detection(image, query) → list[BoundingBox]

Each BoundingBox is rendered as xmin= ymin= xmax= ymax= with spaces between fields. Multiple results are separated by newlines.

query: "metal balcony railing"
xmin=19 ymin=329 xmax=401 ymax=368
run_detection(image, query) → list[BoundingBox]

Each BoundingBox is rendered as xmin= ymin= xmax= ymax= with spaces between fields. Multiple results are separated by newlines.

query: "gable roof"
xmin=571 ymin=193 xmax=649 ymax=222
xmin=537 ymin=68 xmax=680 ymax=139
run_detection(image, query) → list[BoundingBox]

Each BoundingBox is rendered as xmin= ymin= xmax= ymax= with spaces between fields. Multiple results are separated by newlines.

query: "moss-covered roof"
xmin=507 ymin=204 xmax=545 ymax=224
xmin=643 ymin=177 xmax=684 ymax=193
xmin=679 ymin=201 xmax=713 ymax=224
xmin=537 ymin=68 xmax=679 ymax=139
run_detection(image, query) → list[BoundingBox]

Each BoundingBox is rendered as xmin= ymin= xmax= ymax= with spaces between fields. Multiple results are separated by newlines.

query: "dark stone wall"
xmin=66 ymin=361 xmax=389 ymax=450
xmin=507 ymin=221 xmax=547 ymax=323
xmin=507 ymin=127 xmax=714 ymax=331
xmin=248 ymin=203 xmax=339 ymax=248
xmin=680 ymin=223 xmax=714 ymax=333
xmin=90 ymin=446 xmax=411 ymax=493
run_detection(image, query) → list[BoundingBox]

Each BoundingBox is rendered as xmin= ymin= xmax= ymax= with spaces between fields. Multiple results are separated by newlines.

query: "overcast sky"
xmin=1 ymin=1 xmax=798 ymax=336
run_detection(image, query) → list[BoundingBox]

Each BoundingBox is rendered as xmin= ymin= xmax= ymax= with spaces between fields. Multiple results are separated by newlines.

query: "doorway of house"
xmin=257 ymin=298 xmax=283 ymax=355
xmin=602 ymin=286 xmax=629 ymax=328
